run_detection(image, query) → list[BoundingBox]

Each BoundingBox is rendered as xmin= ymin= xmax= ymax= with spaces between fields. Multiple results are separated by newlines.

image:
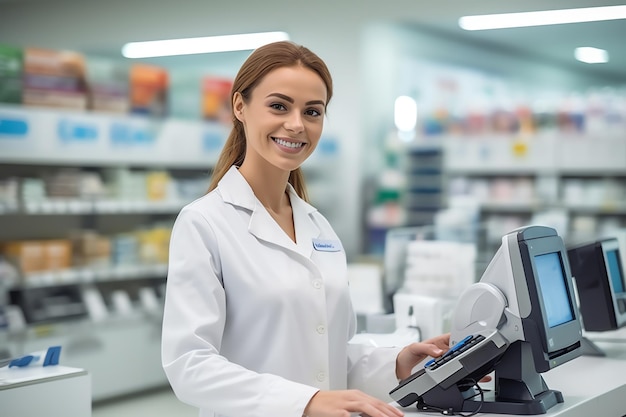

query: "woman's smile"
xmin=272 ymin=136 xmax=306 ymax=153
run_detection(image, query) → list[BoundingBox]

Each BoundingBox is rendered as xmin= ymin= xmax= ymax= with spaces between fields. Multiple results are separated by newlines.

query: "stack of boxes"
xmin=0 ymin=44 xmax=177 ymax=118
xmin=0 ymin=44 xmax=22 ymax=104
xmin=2 ymin=240 xmax=72 ymax=275
xmin=22 ymin=47 xmax=88 ymax=110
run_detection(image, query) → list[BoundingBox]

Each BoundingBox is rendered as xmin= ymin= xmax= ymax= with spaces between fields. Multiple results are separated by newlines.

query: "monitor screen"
xmin=606 ymin=248 xmax=625 ymax=294
xmin=534 ymin=252 xmax=575 ymax=328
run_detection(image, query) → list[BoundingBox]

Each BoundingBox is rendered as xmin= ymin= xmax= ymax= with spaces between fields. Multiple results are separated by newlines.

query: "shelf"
xmin=0 ymin=105 xmax=228 ymax=168
xmin=443 ymin=134 xmax=626 ymax=174
xmin=0 ymin=198 xmax=188 ymax=215
xmin=0 ymin=105 xmax=340 ymax=169
xmin=478 ymin=201 xmax=626 ymax=215
xmin=566 ymin=203 xmax=626 ymax=215
xmin=12 ymin=263 xmax=168 ymax=289
xmin=480 ymin=201 xmax=542 ymax=212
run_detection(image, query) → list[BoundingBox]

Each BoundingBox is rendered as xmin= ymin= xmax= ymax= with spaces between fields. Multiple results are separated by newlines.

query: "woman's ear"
xmin=233 ymin=92 xmax=244 ymax=122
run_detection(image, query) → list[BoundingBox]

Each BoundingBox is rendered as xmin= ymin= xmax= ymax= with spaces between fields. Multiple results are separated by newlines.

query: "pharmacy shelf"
xmin=0 ymin=105 xmax=227 ymax=168
xmin=0 ymin=198 xmax=188 ymax=215
xmin=441 ymin=133 xmax=626 ymax=242
xmin=13 ymin=263 xmax=168 ymax=289
xmin=0 ymin=104 xmax=340 ymax=169
xmin=444 ymin=134 xmax=626 ymax=173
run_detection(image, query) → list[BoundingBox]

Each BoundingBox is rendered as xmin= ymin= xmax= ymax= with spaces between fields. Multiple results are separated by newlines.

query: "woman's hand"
xmin=303 ymin=389 xmax=404 ymax=417
xmin=395 ymin=333 xmax=450 ymax=381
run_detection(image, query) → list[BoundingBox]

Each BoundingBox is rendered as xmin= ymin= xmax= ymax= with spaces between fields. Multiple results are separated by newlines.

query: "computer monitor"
xmin=567 ymin=238 xmax=626 ymax=355
xmin=398 ymin=225 xmax=583 ymax=414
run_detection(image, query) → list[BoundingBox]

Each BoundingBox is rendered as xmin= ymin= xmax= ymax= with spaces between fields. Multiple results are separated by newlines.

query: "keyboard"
xmin=424 ymin=334 xmax=486 ymax=370
xmin=390 ymin=329 xmax=508 ymax=408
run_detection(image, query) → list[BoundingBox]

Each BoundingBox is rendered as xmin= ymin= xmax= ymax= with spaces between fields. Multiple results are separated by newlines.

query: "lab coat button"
xmin=316 ymin=372 xmax=326 ymax=382
xmin=316 ymin=325 xmax=326 ymax=334
xmin=312 ymin=280 xmax=322 ymax=289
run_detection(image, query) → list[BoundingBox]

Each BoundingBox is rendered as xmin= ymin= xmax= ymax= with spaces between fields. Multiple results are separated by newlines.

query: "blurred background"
xmin=1 ymin=0 xmax=625 ymax=415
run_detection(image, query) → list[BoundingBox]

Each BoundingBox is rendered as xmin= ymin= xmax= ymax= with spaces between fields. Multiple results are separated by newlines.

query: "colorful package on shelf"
xmin=69 ymin=230 xmax=111 ymax=267
xmin=1 ymin=239 xmax=72 ymax=274
xmin=146 ymin=170 xmax=171 ymax=201
xmin=43 ymin=239 xmax=73 ymax=271
xmin=43 ymin=168 xmax=83 ymax=198
xmin=0 ymin=44 xmax=23 ymax=104
xmin=86 ymin=57 xmax=129 ymax=114
xmin=22 ymin=47 xmax=88 ymax=110
xmin=129 ymin=64 xmax=168 ymax=117
xmin=2 ymin=240 xmax=46 ymax=274
xmin=201 ymin=75 xmax=233 ymax=125
xmin=138 ymin=226 xmax=171 ymax=264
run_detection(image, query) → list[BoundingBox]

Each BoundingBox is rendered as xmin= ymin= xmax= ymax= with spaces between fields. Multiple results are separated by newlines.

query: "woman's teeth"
xmin=273 ymin=137 xmax=304 ymax=148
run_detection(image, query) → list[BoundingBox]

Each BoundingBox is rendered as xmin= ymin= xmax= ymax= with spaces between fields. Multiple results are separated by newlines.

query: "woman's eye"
xmin=270 ymin=103 xmax=286 ymax=111
xmin=306 ymin=109 xmax=322 ymax=117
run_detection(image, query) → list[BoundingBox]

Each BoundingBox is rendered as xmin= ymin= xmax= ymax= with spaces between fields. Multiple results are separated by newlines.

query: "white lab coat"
xmin=162 ymin=166 xmax=401 ymax=417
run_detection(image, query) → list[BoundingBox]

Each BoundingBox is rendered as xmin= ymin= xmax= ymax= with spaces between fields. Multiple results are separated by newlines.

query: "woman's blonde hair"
xmin=207 ymin=41 xmax=333 ymax=201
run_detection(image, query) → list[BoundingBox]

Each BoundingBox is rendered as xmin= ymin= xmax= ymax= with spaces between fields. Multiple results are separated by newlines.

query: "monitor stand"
xmin=416 ymin=341 xmax=564 ymax=415
xmin=580 ymin=337 xmax=606 ymax=357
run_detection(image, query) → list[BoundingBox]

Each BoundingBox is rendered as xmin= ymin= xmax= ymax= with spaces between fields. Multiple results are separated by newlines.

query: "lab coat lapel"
xmin=218 ymin=166 xmax=318 ymax=256
xmin=289 ymin=185 xmax=320 ymax=259
xmin=248 ymin=202 xmax=298 ymax=251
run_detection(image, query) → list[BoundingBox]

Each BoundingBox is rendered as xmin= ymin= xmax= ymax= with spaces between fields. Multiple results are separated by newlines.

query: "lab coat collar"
xmin=218 ymin=166 xmax=320 ymax=257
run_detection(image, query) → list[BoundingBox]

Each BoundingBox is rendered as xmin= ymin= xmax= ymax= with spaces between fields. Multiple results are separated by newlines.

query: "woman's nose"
xmin=285 ymin=112 xmax=304 ymax=133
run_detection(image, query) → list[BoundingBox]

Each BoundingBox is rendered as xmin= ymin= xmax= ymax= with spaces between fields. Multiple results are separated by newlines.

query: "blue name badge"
xmin=312 ymin=238 xmax=342 ymax=252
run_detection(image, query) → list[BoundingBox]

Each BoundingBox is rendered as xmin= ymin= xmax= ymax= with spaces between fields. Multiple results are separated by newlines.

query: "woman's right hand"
xmin=303 ymin=390 xmax=404 ymax=417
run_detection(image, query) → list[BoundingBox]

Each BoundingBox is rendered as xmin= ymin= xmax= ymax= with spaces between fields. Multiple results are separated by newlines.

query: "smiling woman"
xmin=160 ymin=40 xmax=451 ymax=417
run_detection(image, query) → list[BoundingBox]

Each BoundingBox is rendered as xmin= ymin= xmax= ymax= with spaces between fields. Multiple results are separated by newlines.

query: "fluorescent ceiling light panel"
xmin=575 ymin=47 xmax=609 ymax=64
xmin=122 ymin=31 xmax=290 ymax=58
xmin=459 ymin=5 xmax=626 ymax=30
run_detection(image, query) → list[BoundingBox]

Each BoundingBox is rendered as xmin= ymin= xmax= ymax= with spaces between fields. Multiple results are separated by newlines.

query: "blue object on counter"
xmin=8 ymin=346 xmax=62 ymax=368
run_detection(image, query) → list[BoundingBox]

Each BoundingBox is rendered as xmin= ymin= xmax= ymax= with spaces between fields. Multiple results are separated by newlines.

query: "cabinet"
xmin=0 ymin=365 xmax=91 ymax=417
xmin=443 ymin=133 xmax=626 ymax=250
xmin=0 ymin=104 xmax=340 ymax=399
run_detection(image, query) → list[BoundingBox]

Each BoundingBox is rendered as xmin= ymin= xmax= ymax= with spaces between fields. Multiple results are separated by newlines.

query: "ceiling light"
xmin=394 ymin=96 xmax=418 ymax=133
xmin=122 ymin=31 xmax=290 ymax=58
xmin=459 ymin=5 xmax=626 ymax=31
xmin=575 ymin=47 xmax=609 ymax=64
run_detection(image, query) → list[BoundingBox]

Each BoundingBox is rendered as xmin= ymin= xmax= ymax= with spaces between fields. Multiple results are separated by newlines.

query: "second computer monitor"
xmin=568 ymin=238 xmax=626 ymax=332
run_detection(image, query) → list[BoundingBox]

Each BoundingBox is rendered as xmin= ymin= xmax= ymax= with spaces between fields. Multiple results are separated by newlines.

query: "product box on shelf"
xmin=1 ymin=240 xmax=46 ymax=274
xmin=69 ymin=230 xmax=111 ymax=267
xmin=1 ymin=239 xmax=72 ymax=274
xmin=138 ymin=226 xmax=171 ymax=264
xmin=0 ymin=44 xmax=23 ymax=104
xmin=86 ymin=57 xmax=129 ymax=114
xmin=22 ymin=47 xmax=88 ymax=110
xmin=43 ymin=239 xmax=73 ymax=271
xmin=129 ymin=63 xmax=168 ymax=117
xmin=146 ymin=170 xmax=172 ymax=201
xmin=201 ymin=75 xmax=233 ymax=125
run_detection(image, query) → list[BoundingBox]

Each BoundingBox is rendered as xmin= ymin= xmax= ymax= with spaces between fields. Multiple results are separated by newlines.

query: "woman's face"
xmin=234 ymin=65 xmax=327 ymax=173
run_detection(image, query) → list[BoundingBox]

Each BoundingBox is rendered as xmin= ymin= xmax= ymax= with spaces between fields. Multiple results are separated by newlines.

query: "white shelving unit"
xmin=443 ymin=133 xmax=626 ymax=248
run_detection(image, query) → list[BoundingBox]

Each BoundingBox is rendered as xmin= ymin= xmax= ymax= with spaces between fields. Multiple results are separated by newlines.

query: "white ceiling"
xmin=408 ymin=6 xmax=626 ymax=83
xmin=0 ymin=0 xmax=625 ymax=83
